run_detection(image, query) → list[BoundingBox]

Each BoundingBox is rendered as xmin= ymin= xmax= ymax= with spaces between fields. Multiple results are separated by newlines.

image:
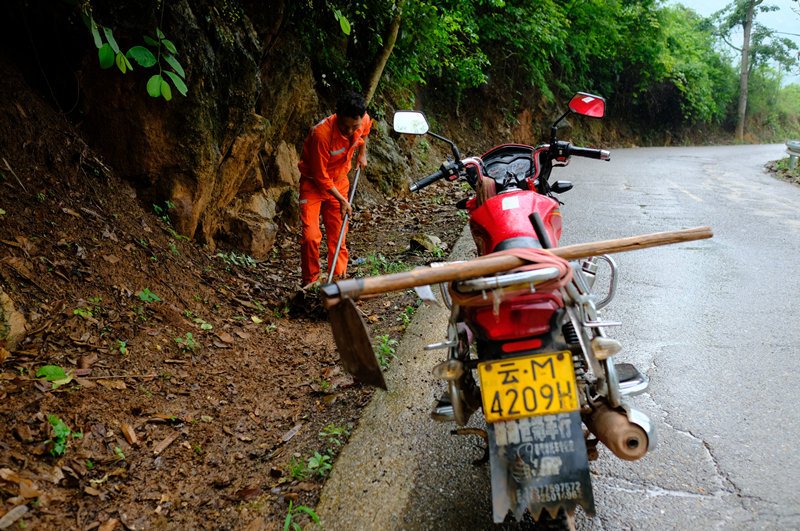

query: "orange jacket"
xmin=298 ymin=113 xmax=372 ymax=194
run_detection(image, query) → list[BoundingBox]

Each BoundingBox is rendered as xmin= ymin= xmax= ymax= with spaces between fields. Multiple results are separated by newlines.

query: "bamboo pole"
xmin=321 ymin=226 xmax=712 ymax=306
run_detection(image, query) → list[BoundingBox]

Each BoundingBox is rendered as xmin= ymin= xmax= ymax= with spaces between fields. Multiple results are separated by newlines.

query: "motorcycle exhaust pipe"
xmin=583 ymin=400 xmax=648 ymax=461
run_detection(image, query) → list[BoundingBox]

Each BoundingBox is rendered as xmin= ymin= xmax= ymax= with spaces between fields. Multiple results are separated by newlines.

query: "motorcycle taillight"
xmin=463 ymin=292 xmax=562 ymax=341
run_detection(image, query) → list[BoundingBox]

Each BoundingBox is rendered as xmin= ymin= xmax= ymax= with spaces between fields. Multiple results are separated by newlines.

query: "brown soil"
xmin=0 ymin=56 xmax=467 ymax=530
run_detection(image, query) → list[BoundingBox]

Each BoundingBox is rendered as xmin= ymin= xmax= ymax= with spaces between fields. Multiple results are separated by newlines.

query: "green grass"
xmin=353 ymin=252 xmax=413 ymax=277
xmin=373 ymin=335 xmax=398 ymax=368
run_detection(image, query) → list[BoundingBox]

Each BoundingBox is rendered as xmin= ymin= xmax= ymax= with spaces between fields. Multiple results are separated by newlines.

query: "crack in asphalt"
xmin=594 ymin=472 xmax=729 ymax=501
xmin=600 ymin=481 xmax=726 ymax=501
xmin=644 ymin=360 xmax=785 ymax=516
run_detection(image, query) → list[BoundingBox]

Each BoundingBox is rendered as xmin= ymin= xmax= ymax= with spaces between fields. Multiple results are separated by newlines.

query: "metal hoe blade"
xmin=327 ymin=298 xmax=387 ymax=390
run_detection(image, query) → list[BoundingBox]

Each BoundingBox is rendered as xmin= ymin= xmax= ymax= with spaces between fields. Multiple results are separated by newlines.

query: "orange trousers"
xmin=299 ymin=177 xmax=349 ymax=285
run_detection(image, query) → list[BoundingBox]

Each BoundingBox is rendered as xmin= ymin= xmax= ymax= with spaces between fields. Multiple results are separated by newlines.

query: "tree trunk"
xmin=736 ymin=0 xmax=757 ymax=142
xmin=364 ymin=0 xmax=406 ymax=106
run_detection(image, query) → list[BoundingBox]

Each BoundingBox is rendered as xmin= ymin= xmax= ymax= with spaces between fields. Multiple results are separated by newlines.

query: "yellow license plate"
xmin=478 ymin=351 xmax=579 ymax=423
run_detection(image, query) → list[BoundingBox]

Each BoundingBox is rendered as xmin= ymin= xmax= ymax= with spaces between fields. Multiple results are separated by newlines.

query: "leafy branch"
xmin=127 ymin=28 xmax=188 ymax=101
xmin=73 ymin=2 xmax=188 ymax=101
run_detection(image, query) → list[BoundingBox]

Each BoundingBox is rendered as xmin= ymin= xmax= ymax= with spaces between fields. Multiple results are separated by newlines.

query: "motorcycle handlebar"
xmin=569 ymin=145 xmax=611 ymax=161
xmin=409 ymin=168 xmax=446 ymax=193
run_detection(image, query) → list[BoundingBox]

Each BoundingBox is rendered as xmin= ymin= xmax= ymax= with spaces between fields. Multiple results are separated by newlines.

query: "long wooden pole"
xmin=321 ymin=226 xmax=712 ymax=306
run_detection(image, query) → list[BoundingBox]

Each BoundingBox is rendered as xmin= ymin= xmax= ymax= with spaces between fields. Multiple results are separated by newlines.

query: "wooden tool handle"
xmin=551 ymin=225 xmax=713 ymax=260
xmin=321 ymin=226 xmax=713 ymax=306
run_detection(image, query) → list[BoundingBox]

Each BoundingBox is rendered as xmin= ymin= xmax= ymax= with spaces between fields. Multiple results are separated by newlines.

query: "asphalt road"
xmin=315 ymin=144 xmax=800 ymax=531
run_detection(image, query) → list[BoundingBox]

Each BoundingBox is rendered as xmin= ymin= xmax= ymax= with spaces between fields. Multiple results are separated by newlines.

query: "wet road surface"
xmin=315 ymin=144 xmax=800 ymax=530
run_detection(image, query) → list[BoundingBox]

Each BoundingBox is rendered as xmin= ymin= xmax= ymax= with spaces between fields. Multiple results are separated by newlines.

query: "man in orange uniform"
xmin=297 ymin=91 xmax=372 ymax=287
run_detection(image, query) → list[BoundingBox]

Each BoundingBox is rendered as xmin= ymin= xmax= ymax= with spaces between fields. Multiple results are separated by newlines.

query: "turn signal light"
xmin=591 ymin=337 xmax=622 ymax=360
xmin=432 ymin=359 xmax=464 ymax=381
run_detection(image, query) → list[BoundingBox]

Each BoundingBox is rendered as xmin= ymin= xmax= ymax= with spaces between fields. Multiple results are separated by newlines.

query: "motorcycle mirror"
xmin=393 ymin=111 xmax=429 ymax=135
xmin=568 ymin=92 xmax=606 ymax=118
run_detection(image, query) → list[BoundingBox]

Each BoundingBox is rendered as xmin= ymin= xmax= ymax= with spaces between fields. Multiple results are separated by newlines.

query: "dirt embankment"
xmin=766 ymin=157 xmax=800 ymax=187
xmin=0 ymin=49 xmax=468 ymax=531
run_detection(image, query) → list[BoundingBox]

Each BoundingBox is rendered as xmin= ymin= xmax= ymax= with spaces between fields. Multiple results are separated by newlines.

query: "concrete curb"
xmin=311 ymin=226 xmax=476 ymax=531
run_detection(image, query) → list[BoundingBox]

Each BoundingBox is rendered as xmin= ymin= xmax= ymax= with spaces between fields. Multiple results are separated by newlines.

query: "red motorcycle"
xmin=392 ymin=93 xmax=656 ymax=529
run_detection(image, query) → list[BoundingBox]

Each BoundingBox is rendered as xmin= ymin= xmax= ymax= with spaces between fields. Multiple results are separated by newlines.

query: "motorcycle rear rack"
xmin=452 ymin=266 xmax=561 ymax=293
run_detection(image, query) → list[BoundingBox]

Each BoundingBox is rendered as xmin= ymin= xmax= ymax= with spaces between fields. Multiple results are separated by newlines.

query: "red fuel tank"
xmin=467 ymin=190 xmax=562 ymax=256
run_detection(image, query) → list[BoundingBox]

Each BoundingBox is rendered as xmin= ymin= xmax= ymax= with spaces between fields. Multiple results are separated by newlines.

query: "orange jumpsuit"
xmin=297 ymin=113 xmax=372 ymax=285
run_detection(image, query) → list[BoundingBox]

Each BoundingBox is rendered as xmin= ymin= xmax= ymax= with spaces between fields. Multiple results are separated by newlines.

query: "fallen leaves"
xmin=98 ymin=518 xmax=119 ymax=531
xmin=19 ymin=481 xmax=41 ymax=498
xmin=102 ymin=228 xmax=119 ymax=242
xmin=323 ymin=393 xmax=341 ymax=405
xmin=1 ymin=256 xmax=36 ymax=284
xmin=0 ymin=505 xmax=28 ymax=528
xmin=280 ymin=424 xmax=303 ymax=443
xmin=152 ymin=430 xmax=179 ymax=455
xmin=102 ymin=255 xmax=120 ymax=264
xmin=62 ymin=207 xmax=83 ymax=219
xmin=78 ymin=354 xmax=98 ymax=369
xmin=13 ymin=425 xmax=33 ymax=443
xmin=0 ymin=468 xmax=21 ymax=483
xmin=96 ymin=380 xmax=127 ymax=390
xmin=243 ymin=517 xmax=265 ymax=531
xmin=216 ymin=331 xmax=234 ymax=344
xmin=81 ymin=208 xmax=105 ymax=220
xmin=121 ymin=423 xmax=138 ymax=446
xmin=234 ymin=487 xmax=263 ymax=500
xmin=35 ymin=365 xmax=73 ymax=387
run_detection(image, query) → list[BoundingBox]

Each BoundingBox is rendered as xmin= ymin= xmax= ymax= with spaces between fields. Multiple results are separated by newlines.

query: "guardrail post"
xmin=787 ymin=140 xmax=800 ymax=170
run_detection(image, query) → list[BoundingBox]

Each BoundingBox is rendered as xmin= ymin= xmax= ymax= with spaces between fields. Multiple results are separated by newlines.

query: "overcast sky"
xmin=670 ymin=0 xmax=800 ymax=84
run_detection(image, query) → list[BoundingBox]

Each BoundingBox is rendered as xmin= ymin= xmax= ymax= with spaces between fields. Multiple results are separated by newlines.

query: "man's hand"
xmin=327 ymin=186 xmax=352 ymax=218
xmin=356 ymin=141 xmax=368 ymax=170
xmin=339 ymin=198 xmax=353 ymax=218
xmin=356 ymin=152 xmax=368 ymax=170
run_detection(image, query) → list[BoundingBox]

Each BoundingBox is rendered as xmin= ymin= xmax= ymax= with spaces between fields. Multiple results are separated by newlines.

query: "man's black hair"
xmin=336 ymin=91 xmax=367 ymax=119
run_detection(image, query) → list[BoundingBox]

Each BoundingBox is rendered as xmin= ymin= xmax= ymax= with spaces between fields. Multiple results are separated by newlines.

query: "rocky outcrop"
xmin=362 ymin=119 xmax=411 ymax=196
xmin=5 ymin=0 xmax=417 ymax=259
xmin=270 ymin=141 xmax=302 ymax=187
xmin=77 ymin=0 xmax=271 ymax=252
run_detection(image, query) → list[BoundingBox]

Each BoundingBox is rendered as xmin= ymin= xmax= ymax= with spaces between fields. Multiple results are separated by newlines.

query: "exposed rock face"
xmin=223 ymin=211 xmax=279 ymax=259
xmin=32 ymin=0 xmax=413 ymax=259
xmin=275 ymin=188 xmax=301 ymax=228
xmin=0 ymin=288 xmax=26 ymax=352
xmin=78 ymin=0 xmax=270 ymax=252
xmin=350 ymin=173 xmax=384 ymax=209
xmin=363 ymin=120 xmax=411 ymax=196
xmin=271 ymin=141 xmax=302 ymax=187
xmin=258 ymin=35 xmax=321 ymax=152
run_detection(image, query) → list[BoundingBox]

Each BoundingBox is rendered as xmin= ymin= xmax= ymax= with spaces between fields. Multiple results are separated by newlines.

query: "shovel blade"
xmin=327 ymin=298 xmax=387 ymax=390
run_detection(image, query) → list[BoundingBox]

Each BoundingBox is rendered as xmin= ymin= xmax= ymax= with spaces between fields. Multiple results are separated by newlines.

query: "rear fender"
xmin=488 ymin=411 xmax=595 ymax=523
